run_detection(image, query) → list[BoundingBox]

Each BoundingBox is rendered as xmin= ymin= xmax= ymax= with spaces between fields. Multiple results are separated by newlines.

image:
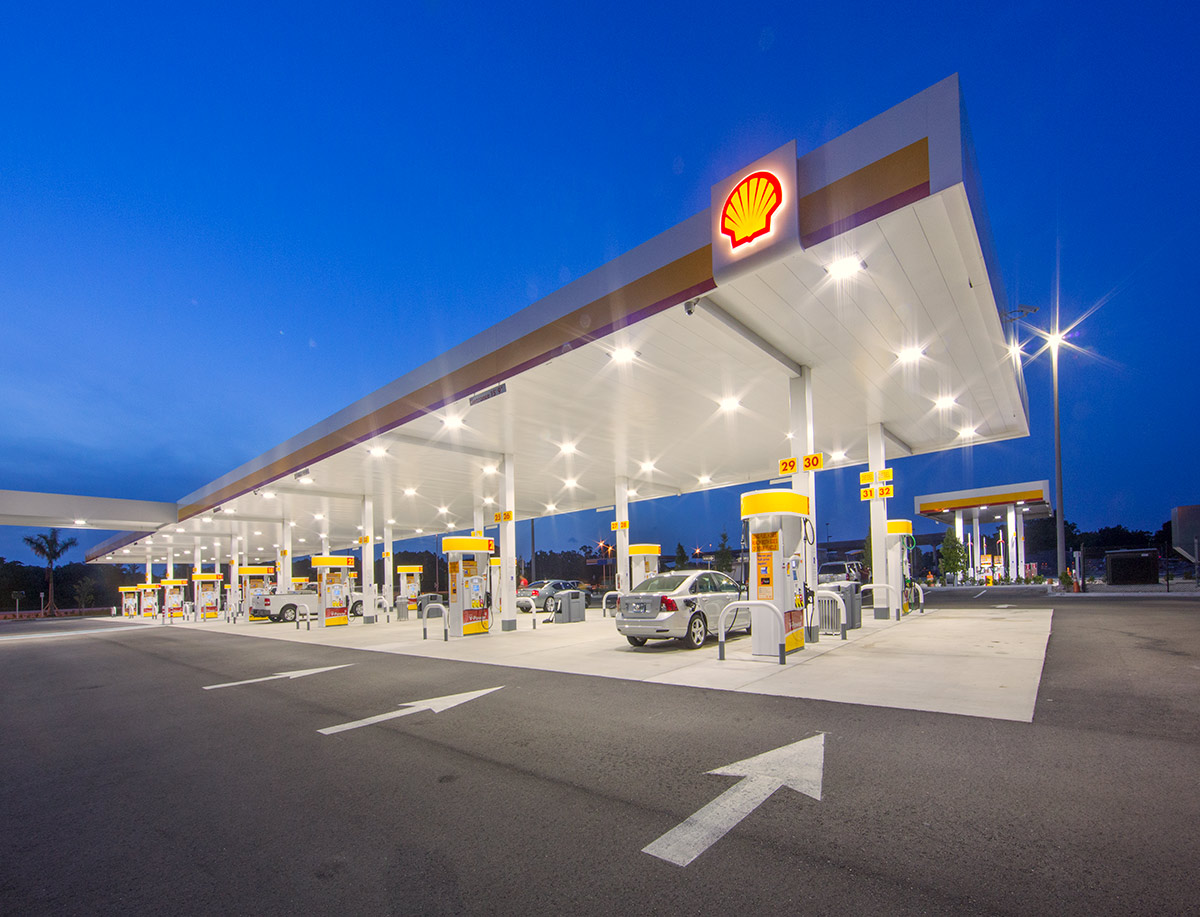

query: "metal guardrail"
xmin=601 ymin=591 xmax=621 ymax=618
xmin=814 ymin=589 xmax=848 ymax=640
xmin=861 ymin=582 xmax=900 ymax=620
xmin=717 ymin=601 xmax=789 ymax=665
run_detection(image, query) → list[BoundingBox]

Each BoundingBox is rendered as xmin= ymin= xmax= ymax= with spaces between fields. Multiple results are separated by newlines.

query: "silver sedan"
xmin=616 ymin=570 xmax=749 ymax=649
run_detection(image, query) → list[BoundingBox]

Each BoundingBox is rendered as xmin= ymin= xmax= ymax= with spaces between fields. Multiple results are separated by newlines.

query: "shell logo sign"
xmin=720 ymin=171 xmax=783 ymax=249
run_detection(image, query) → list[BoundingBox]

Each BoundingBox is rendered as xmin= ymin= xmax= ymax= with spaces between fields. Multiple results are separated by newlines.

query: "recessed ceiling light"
xmin=611 ymin=347 xmax=636 ymax=364
xmin=830 ymin=450 xmax=847 ymax=461
xmin=483 ymin=465 xmax=497 ymax=475
xmin=176 ymin=527 xmax=185 ymax=533
xmin=298 ymin=538 xmax=306 ymax=543
xmin=443 ymin=415 xmax=463 ymax=429
xmin=202 ymin=516 xmax=213 ymax=523
xmin=564 ymin=478 xmax=578 ymax=489
xmin=262 ymin=491 xmax=276 ymax=499
xmin=980 ymin=505 xmax=989 ymax=510
xmin=825 ymin=255 xmax=866 ymax=280
xmin=386 ymin=518 xmax=396 ymax=525
xmin=314 ymin=513 xmax=324 ymax=520
xmin=559 ymin=442 xmax=577 ymax=456
xmin=639 ymin=461 xmax=655 ymax=474
xmin=369 ymin=447 xmax=386 ymax=457
xmin=959 ymin=427 xmax=977 ymax=439
xmin=414 ymin=528 xmax=424 ymax=534
xmin=404 ymin=487 xmax=417 ymax=496
xmin=785 ymin=432 xmax=794 ymax=440
xmin=697 ymin=474 xmax=711 ymax=485
xmin=122 ymin=549 xmax=130 ymax=554
xmin=288 ymin=521 xmax=296 ymax=527
xmin=545 ymin=503 xmax=556 ymax=512
xmin=74 ymin=519 xmax=87 ymax=525
xmin=626 ymin=488 xmax=638 ymax=498
xmin=254 ymin=531 xmax=262 ymax=536
xmin=483 ymin=497 xmax=495 ymax=505
xmin=935 ymin=395 xmax=956 ymax=410
xmin=445 ymin=521 xmax=455 ymax=529
xmin=437 ymin=506 xmax=448 ymax=514
xmin=719 ymin=397 xmax=739 ymax=412
xmin=898 ymin=346 xmax=923 ymax=364
xmin=356 ymin=525 xmax=363 ymax=530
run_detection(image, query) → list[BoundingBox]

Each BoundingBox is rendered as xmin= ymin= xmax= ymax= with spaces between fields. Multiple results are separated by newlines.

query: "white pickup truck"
xmin=250 ymin=586 xmax=386 ymax=623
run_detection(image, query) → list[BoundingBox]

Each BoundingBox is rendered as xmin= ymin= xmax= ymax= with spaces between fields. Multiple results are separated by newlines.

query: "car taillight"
xmin=531 ymin=589 xmax=540 ymax=597
xmin=660 ymin=596 xmax=677 ymax=611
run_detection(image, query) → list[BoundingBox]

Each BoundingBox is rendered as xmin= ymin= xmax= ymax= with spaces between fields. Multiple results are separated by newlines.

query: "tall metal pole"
xmin=1052 ymin=339 xmax=1066 ymax=576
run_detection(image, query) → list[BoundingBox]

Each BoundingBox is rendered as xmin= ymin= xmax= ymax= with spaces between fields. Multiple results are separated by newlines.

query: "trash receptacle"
xmin=552 ymin=590 xmax=586 ymax=623
xmin=838 ymin=581 xmax=862 ymax=630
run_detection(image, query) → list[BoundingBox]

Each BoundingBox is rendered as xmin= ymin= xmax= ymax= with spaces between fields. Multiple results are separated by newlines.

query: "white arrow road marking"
xmin=318 ymin=686 xmax=504 ymax=735
xmin=202 ymin=664 xmax=354 ymax=690
xmin=643 ymin=733 xmax=824 ymax=867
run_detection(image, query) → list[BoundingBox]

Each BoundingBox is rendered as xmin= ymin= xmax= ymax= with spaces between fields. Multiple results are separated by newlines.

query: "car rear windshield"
xmin=631 ymin=573 xmax=688 ymax=593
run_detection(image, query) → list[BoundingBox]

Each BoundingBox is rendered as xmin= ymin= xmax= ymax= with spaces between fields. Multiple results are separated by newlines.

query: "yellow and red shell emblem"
xmin=721 ymin=171 xmax=783 ymax=249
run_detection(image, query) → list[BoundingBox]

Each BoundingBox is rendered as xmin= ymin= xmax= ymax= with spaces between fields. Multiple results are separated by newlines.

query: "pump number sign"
xmin=778 ymin=453 xmax=823 ymax=475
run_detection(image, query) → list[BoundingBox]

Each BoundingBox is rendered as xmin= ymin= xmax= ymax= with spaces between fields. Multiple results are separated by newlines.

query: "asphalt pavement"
xmin=1 ymin=595 xmax=1197 ymax=916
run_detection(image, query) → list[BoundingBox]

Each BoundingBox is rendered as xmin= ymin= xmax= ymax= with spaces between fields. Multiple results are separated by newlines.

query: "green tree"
xmin=714 ymin=531 xmax=734 ymax=574
xmin=939 ymin=529 xmax=967 ymax=580
xmin=23 ymin=528 xmax=78 ymax=613
xmin=674 ymin=542 xmax=689 ymax=569
xmin=72 ymin=576 xmax=98 ymax=609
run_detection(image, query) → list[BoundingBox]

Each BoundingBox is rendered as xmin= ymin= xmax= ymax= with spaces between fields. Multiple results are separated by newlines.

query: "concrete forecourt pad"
xmin=177 ymin=604 xmax=1053 ymax=722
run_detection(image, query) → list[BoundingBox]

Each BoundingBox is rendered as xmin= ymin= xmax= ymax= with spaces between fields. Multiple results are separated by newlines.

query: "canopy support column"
xmin=867 ymin=423 xmax=891 ymax=618
xmin=499 ymin=454 xmax=517 ymax=631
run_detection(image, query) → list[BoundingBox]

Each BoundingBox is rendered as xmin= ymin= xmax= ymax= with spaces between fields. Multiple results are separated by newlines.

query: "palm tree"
xmin=23 ymin=528 xmax=78 ymax=614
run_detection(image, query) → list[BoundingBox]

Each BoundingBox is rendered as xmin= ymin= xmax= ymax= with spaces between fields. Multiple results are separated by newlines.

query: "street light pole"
xmin=1051 ymin=335 xmax=1066 ymax=576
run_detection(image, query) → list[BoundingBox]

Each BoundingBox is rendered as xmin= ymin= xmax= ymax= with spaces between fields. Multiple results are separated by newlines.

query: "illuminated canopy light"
xmin=483 ymin=497 xmax=495 ymax=505
xmin=386 ymin=518 xmax=396 ymax=525
xmin=74 ymin=519 xmax=86 ymax=525
xmin=935 ymin=395 xmax=956 ymax=410
xmin=559 ymin=442 xmax=577 ymax=456
xmin=545 ymin=503 xmax=556 ymax=512
xmin=639 ymin=461 xmax=655 ymax=474
xmin=719 ymin=397 xmax=739 ymax=412
xmin=313 ymin=513 xmax=324 ymax=520
xmin=611 ymin=347 xmax=636 ymax=364
xmin=414 ymin=528 xmax=424 ymax=534
xmin=626 ymin=488 xmax=638 ymax=498
xmin=443 ymin=415 xmax=464 ymax=429
xmin=404 ymin=487 xmax=417 ymax=496
xmin=898 ymin=346 xmax=923 ymax=364
xmin=445 ymin=522 xmax=455 ymax=529
xmin=825 ymin=255 xmax=866 ymax=279
xmin=369 ymin=447 xmax=387 ymax=457
xmin=437 ymin=506 xmax=449 ymax=514
xmin=698 ymin=474 xmax=711 ymax=485
xmin=564 ymin=478 xmax=578 ymax=489
xmin=959 ymin=426 xmax=977 ymax=439
xmin=483 ymin=465 xmax=497 ymax=475
xmin=830 ymin=450 xmax=847 ymax=461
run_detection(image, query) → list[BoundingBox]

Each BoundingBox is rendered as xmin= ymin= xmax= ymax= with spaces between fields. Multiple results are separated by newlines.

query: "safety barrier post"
xmin=814 ymin=590 xmax=848 ymax=640
xmin=602 ymin=591 xmax=622 ymax=619
xmin=861 ymin=582 xmax=900 ymax=620
xmin=716 ymin=601 xmax=787 ymax=665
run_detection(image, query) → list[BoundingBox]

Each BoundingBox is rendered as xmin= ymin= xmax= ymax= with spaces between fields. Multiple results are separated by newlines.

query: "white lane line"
xmin=0 ymin=625 xmax=155 ymax=642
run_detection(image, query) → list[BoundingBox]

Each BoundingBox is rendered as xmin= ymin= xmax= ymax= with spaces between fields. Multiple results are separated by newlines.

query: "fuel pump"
xmin=442 ymin=536 xmax=493 ymax=636
xmin=740 ymin=489 xmax=812 ymax=656
xmin=192 ymin=573 xmax=222 ymax=620
xmin=160 ymin=578 xmax=187 ymax=620
xmin=885 ymin=520 xmax=914 ymax=616
xmin=239 ymin=565 xmax=275 ymax=621
xmin=138 ymin=583 xmax=160 ymax=618
xmin=629 ymin=544 xmax=661 ymax=589
xmin=312 ymin=556 xmax=354 ymax=626
xmin=489 ymin=557 xmax=501 ymax=610
xmin=396 ymin=564 xmax=422 ymax=618
xmin=119 ymin=586 xmax=139 ymax=617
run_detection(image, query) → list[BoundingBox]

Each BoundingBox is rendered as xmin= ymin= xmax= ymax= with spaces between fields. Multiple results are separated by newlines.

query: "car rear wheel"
xmin=682 ymin=613 xmax=707 ymax=649
xmin=350 ymin=601 xmax=363 ymax=616
xmin=626 ymin=635 xmax=647 ymax=647
xmin=281 ymin=605 xmax=297 ymax=622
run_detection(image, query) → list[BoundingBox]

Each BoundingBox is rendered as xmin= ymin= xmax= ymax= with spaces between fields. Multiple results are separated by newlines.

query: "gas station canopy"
xmin=78 ymin=75 xmax=1027 ymax=567
xmin=914 ymin=481 xmax=1054 ymax=526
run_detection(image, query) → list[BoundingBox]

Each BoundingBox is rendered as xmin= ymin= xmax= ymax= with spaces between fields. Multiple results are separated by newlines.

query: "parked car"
xmin=616 ymin=569 xmax=748 ymax=649
xmin=516 ymin=579 xmax=575 ymax=612
xmin=818 ymin=561 xmax=862 ymax=584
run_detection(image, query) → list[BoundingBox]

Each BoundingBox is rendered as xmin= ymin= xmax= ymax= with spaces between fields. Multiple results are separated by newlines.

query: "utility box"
xmin=553 ymin=590 xmax=586 ymax=623
xmin=1105 ymin=550 xmax=1158 ymax=586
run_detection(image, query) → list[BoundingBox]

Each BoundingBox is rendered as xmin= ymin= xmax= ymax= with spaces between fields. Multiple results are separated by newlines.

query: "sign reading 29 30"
xmin=779 ymin=453 xmax=823 ymax=476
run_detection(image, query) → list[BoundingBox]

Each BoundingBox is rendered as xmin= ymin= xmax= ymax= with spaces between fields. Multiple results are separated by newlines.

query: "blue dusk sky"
xmin=1 ymin=1 xmax=1197 ymax=565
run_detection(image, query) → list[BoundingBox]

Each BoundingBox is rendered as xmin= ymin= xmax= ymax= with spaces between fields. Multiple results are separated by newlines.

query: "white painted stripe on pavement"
xmin=643 ymin=774 xmax=780 ymax=867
